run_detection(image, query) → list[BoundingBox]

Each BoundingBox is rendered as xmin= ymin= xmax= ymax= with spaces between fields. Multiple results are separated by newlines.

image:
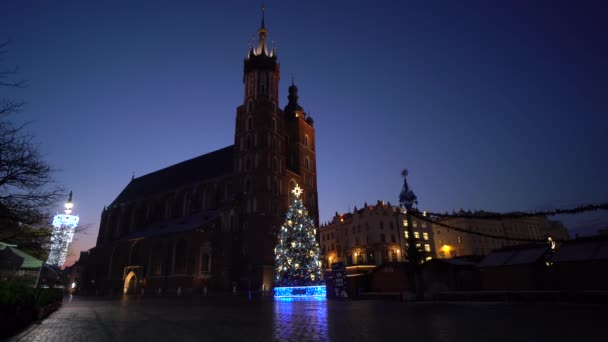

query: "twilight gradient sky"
xmin=1 ymin=0 xmax=607 ymax=266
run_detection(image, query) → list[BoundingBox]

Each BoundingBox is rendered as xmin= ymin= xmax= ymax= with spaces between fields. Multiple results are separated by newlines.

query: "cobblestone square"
xmin=8 ymin=296 xmax=604 ymax=342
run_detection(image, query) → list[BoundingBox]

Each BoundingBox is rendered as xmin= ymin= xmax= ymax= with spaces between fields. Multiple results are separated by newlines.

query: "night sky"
xmin=2 ymin=1 xmax=607 ymax=266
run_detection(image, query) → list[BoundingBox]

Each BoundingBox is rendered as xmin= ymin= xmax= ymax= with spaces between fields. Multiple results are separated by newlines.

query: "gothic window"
xmin=304 ymin=156 xmax=310 ymax=169
xmin=247 ymin=75 xmax=254 ymax=97
xmin=304 ymin=134 xmax=310 ymax=148
xmin=152 ymin=242 xmax=163 ymax=276
xmin=244 ymin=179 xmax=251 ymax=194
xmin=247 ymin=99 xmax=253 ymax=113
xmin=201 ymin=188 xmax=207 ymax=209
xmin=200 ymin=252 xmax=210 ymax=273
xmin=391 ymin=234 xmax=396 ymax=243
xmin=272 ymin=178 xmax=279 ymax=195
xmin=173 ymin=239 xmax=187 ymax=274
xmin=273 ymin=157 xmax=278 ymax=173
xmin=259 ymin=72 xmax=267 ymax=95
xmin=272 ymin=117 xmax=277 ymax=132
xmin=287 ymin=179 xmax=297 ymax=202
xmin=246 ymin=116 xmax=253 ymax=131
xmin=380 ymin=234 xmax=386 ymax=243
xmin=245 ymin=135 xmax=252 ymax=150
xmin=173 ymin=195 xmax=182 ymax=218
xmin=245 ymin=158 xmax=251 ymax=171
xmin=379 ymin=221 xmax=384 ymax=230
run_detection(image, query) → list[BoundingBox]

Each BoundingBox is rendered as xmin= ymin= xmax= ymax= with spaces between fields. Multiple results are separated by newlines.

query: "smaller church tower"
xmin=283 ymin=80 xmax=319 ymax=228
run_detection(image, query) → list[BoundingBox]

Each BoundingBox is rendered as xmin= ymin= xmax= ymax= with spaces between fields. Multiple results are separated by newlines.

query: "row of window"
xmin=322 ymin=243 xmax=432 ymax=255
xmin=104 ymin=185 xmax=228 ymax=240
xmin=243 ymin=115 xmax=312 ymax=150
xmin=245 ymin=72 xmax=277 ymax=101
xmin=245 ymin=116 xmax=278 ymax=133
xmin=148 ymin=244 xmax=211 ymax=277
xmin=403 ymin=219 xmax=427 ymax=228
xmin=404 ymin=231 xmax=429 ymax=241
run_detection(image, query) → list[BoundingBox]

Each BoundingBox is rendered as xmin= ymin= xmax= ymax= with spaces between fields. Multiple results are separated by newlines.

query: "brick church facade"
xmin=83 ymin=15 xmax=319 ymax=295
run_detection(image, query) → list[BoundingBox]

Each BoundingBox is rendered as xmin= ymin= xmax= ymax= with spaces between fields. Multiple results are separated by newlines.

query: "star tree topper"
xmin=292 ymin=183 xmax=303 ymax=198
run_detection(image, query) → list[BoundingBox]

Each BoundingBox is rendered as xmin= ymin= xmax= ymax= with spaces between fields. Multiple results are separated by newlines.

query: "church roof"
xmin=111 ymin=145 xmax=234 ymax=205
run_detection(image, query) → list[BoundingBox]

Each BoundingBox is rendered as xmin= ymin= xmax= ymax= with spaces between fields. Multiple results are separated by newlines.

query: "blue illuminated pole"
xmin=47 ymin=192 xmax=79 ymax=267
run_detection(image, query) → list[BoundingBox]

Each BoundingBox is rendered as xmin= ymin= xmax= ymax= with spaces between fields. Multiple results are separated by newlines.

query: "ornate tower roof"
xmin=247 ymin=5 xmax=276 ymax=60
xmin=284 ymin=78 xmax=304 ymax=117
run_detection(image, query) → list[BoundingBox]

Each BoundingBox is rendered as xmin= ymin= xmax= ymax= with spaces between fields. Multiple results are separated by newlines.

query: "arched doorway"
xmin=123 ymin=271 xmax=138 ymax=295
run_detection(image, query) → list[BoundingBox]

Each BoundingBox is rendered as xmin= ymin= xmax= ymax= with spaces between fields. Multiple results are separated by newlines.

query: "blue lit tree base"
xmin=273 ymin=285 xmax=327 ymax=298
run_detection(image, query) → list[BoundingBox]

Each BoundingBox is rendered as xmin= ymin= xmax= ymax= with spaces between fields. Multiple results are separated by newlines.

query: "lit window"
xmin=423 ymin=232 xmax=429 ymax=240
xmin=422 ymin=222 xmax=427 ymax=228
xmin=404 ymin=231 xmax=409 ymax=238
xmin=424 ymin=244 xmax=431 ymax=252
xmin=403 ymin=220 xmax=408 ymax=227
xmin=413 ymin=221 xmax=418 ymax=228
xmin=458 ymin=236 xmax=462 ymax=244
xmin=414 ymin=231 xmax=420 ymax=239
xmin=416 ymin=243 xmax=421 ymax=248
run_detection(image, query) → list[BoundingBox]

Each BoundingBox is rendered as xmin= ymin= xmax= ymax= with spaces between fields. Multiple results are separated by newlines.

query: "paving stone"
xmin=7 ymin=296 xmax=603 ymax=342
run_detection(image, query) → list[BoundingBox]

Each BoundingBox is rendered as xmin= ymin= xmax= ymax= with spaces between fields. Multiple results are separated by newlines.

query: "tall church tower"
xmin=233 ymin=9 xmax=319 ymax=290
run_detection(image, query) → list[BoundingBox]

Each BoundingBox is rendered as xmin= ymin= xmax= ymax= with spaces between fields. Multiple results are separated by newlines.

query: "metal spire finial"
xmin=261 ymin=2 xmax=266 ymax=29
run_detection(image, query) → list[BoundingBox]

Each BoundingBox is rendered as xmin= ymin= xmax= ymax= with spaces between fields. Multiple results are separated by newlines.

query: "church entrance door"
xmin=123 ymin=271 xmax=138 ymax=294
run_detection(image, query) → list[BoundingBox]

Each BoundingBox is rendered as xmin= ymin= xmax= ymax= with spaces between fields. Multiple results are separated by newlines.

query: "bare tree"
xmin=0 ymin=41 xmax=64 ymax=259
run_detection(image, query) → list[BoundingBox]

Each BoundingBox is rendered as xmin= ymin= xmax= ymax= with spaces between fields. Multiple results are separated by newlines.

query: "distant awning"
xmin=0 ymin=242 xmax=43 ymax=269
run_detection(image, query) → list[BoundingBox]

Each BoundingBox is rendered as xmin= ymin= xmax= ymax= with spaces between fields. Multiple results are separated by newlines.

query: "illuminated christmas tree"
xmin=273 ymin=184 xmax=325 ymax=297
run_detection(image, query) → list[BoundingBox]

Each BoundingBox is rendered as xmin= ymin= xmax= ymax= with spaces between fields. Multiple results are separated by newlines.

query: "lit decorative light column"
xmin=47 ymin=191 xmax=80 ymax=267
xmin=273 ymin=184 xmax=326 ymax=298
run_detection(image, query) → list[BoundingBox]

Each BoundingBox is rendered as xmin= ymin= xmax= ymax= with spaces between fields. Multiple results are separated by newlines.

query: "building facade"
xmin=319 ymin=201 xmax=436 ymax=267
xmin=321 ymin=205 xmax=569 ymax=264
xmin=433 ymin=212 xmax=570 ymax=258
xmin=84 ymin=14 xmax=319 ymax=295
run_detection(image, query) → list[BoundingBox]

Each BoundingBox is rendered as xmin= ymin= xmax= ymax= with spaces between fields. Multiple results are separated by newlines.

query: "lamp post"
xmin=399 ymin=169 xmax=424 ymax=300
